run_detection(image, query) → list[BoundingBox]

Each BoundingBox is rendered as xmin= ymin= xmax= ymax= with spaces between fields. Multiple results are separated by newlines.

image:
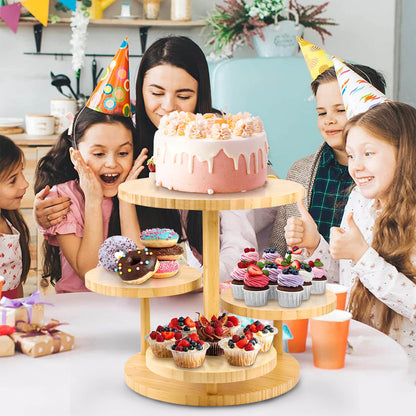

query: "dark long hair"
xmin=134 ymin=36 xmax=214 ymax=255
xmin=0 ymin=135 xmax=31 ymax=284
xmin=34 ymin=107 xmax=136 ymax=284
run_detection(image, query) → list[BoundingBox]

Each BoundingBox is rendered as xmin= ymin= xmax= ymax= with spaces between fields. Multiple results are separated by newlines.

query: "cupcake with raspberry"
xmin=299 ymin=263 xmax=313 ymax=300
xmin=242 ymin=264 xmax=270 ymax=307
xmin=219 ymin=334 xmax=262 ymax=366
xmin=263 ymin=262 xmax=281 ymax=300
xmin=196 ymin=313 xmax=231 ymax=356
xmin=277 ymin=267 xmax=304 ymax=307
xmin=242 ymin=321 xmax=278 ymax=352
xmin=230 ymin=262 xmax=249 ymax=300
xmin=240 ymin=247 xmax=259 ymax=264
xmin=145 ymin=325 xmax=182 ymax=357
xmin=224 ymin=314 xmax=241 ymax=335
xmin=310 ymin=259 xmax=327 ymax=294
xmin=170 ymin=333 xmax=209 ymax=368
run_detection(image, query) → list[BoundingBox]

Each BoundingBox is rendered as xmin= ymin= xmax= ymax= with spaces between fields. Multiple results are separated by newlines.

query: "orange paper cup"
xmin=284 ymin=319 xmax=308 ymax=353
xmin=310 ymin=310 xmax=351 ymax=369
xmin=326 ymin=283 xmax=348 ymax=310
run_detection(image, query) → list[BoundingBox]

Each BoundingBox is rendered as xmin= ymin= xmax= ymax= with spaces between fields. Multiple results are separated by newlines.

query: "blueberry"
xmin=300 ymin=264 xmax=305 ymax=269
xmin=263 ymin=328 xmax=269 ymax=333
xmin=228 ymin=340 xmax=235 ymax=348
xmin=196 ymin=344 xmax=203 ymax=350
xmin=188 ymin=345 xmax=194 ymax=350
xmin=255 ymin=320 xmax=261 ymax=325
xmin=283 ymin=269 xmax=288 ymax=274
xmin=172 ymin=345 xmax=176 ymax=350
xmin=286 ymin=250 xmax=292 ymax=254
xmin=240 ymin=335 xmax=246 ymax=339
xmin=179 ymin=316 xmax=185 ymax=321
xmin=184 ymin=326 xmax=190 ymax=331
xmin=249 ymin=339 xmax=256 ymax=345
xmin=183 ymin=346 xmax=188 ymax=352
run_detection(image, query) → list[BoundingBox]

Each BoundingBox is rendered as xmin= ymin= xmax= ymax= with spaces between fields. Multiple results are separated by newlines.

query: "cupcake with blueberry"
xmin=309 ymin=259 xmax=327 ymax=294
xmin=230 ymin=262 xmax=249 ymax=300
xmin=242 ymin=264 xmax=270 ymax=307
xmin=145 ymin=325 xmax=183 ymax=357
xmin=299 ymin=263 xmax=313 ymax=300
xmin=261 ymin=247 xmax=281 ymax=263
xmin=219 ymin=334 xmax=262 ymax=367
xmin=277 ymin=267 xmax=304 ymax=308
xmin=196 ymin=313 xmax=231 ymax=356
xmin=242 ymin=320 xmax=278 ymax=352
xmin=263 ymin=262 xmax=281 ymax=300
xmin=170 ymin=333 xmax=209 ymax=368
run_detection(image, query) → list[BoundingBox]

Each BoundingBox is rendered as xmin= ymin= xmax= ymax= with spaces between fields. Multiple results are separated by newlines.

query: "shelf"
xmin=146 ymin=347 xmax=277 ymax=384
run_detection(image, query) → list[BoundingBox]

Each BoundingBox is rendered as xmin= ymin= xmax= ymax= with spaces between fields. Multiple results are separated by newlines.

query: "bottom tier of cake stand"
xmin=124 ymin=352 xmax=299 ymax=406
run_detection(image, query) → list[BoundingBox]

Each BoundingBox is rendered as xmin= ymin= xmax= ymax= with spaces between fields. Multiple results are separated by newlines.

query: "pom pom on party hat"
xmin=332 ymin=57 xmax=390 ymax=119
xmin=297 ymin=37 xmax=334 ymax=81
xmin=86 ymin=38 xmax=130 ymax=117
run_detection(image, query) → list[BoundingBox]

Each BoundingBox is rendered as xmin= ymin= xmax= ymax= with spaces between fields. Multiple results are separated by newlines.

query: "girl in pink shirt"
xmin=35 ymin=108 xmax=147 ymax=293
xmin=0 ymin=135 xmax=30 ymax=299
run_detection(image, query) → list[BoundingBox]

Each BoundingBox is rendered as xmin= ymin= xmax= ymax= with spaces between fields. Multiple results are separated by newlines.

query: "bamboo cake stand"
xmin=86 ymin=177 xmax=336 ymax=406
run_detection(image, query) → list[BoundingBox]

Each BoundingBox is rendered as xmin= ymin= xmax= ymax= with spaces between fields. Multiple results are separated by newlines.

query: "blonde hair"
xmin=343 ymin=102 xmax=416 ymax=334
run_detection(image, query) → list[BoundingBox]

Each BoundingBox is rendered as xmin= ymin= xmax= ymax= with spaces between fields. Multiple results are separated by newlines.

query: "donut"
xmin=150 ymin=244 xmax=184 ymax=261
xmin=153 ymin=260 xmax=179 ymax=279
xmin=139 ymin=228 xmax=179 ymax=248
xmin=99 ymin=236 xmax=138 ymax=272
xmin=117 ymin=248 xmax=159 ymax=284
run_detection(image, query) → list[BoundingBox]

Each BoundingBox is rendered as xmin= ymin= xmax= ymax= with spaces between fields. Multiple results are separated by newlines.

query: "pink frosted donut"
xmin=152 ymin=260 xmax=179 ymax=278
xmin=99 ymin=236 xmax=138 ymax=272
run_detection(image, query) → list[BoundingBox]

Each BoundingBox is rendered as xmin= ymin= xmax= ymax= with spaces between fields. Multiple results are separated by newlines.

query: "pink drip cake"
xmin=154 ymin=111 xmax=269 ymax=194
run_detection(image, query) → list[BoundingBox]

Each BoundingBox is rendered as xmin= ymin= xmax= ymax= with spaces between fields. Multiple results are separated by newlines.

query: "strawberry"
xmin=232 ymin=334 xmax=240 ymax=343
xmin=169 ymin=318 xmax=179 ymax=327
xmin=205 ymin=325 xmax=214 ymax=335
xmin=273 ymin=257 xmax=284 ymax=265
xmin=149 ymin=331 xmax=158 ymax=340
xmin=156 ymin=325 xmax=164 ymax=332
xmin=155 ymin=333 xmax=164 ymax=342
xmin=162 ymin=331 xmax=175 ymax=340
xmin=227 ymin=316 xmax=239 ymax=326
xmin=244 ymin=330 xmax=254 ymax=340
xmin=198 ymin=340 xmax=204 ymax=345
xmin=247 ymin=264 xmax=263 ymax=276
xmin=214 ymin=327 xmax=224 ymax=336
xmin=278 ymin=265 xmax=289 ymax=270
xmin=291 ymin=260 xmax=301 ymax=270
xmin=292 ymin=246 xmax=303 ymax=255
xmin=249 ymin=323 xmax=257 ymax=333
xmin=189 ymin=333 xmax=199 ymax=341
xmin=237 ymin=261 xmax=247 ymax=269
xmin=236 ymin=338 xmax=248 ymax=349
xmin=184 ymin=317 xmax=196 ymax=328
xmin=244 ymin=343 xmax=255 ymax=351
xmin=174 ymin=332 xmax=182 ymax=340
xmin=256 ymin=324 xmax=265 ymax=332
xmin=178 ymin=339 xmax=190 ymax=347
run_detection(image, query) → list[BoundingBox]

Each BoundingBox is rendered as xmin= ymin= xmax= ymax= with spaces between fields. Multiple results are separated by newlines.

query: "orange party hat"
xmin=86 ymin=38 xmax=130 ymax=117
xmin=297 ymin=37 xmax=335 ymax=81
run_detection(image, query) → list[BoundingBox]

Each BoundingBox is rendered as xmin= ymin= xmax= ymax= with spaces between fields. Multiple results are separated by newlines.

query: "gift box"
xmin=0 ymin=325 xmax=15 ymax=357
xmin=11 ymin=320 xmax=74 ymax=358
xmin=0 ymin=291 xmax=50 ymax=326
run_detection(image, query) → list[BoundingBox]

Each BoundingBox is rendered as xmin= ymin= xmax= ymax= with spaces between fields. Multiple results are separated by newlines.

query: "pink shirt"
xmin=40 ymin=180 xmax=113 ymax=293
xmin=0 ymin=219 xmax=22 ymax=291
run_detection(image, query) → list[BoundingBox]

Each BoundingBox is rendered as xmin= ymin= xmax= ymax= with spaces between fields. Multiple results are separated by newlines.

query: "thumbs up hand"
xmin=329 ymin=213 xmax=369 ymax=262
xmin=285 ymin=200 xmax=321 ymax=254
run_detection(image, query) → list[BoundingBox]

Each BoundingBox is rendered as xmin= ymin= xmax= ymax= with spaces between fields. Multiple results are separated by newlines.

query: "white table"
xmin=1 ymin=292 xmax=414 ymax=416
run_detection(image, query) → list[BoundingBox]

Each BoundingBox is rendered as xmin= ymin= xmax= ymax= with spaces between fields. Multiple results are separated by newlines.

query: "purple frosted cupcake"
xmin=263 ymin=263 xmax=281 ymax=300
xmin=277 ymin=267 xmax=304 ymax=307
xmin=230 ymin=266 xmax=248 ymax=300
xmin=261 ymin=247 xmax=281 ymax=263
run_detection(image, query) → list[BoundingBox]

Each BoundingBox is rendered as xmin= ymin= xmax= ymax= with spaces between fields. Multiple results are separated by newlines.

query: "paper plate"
xmin=0 ymin=117 xmax=24 ymax=128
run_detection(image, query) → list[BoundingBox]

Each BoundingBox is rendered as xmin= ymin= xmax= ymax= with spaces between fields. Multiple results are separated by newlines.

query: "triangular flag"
xmin=332 ymin=57 xmax=390 ymax=119
xmin=297 ymin=37 xmax=335 ymax=81
xmin=21 ymin=0 xmax=49 ymax=27
xmin=86 ymin=38 xmax=131 ymax=117
xmin=58 ymin=0 xmax=76 ymax=12
xmin=0 ymin=3 xmax=21 ymax=33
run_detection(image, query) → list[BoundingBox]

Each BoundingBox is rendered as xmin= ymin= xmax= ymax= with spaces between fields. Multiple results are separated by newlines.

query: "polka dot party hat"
xmin=332 ymin=57 xmax=390 ymax=120
xmin=297 ymin=37 xmax=335 ymax=81
xmin=86 ymin=38 xmax=130 ymax=117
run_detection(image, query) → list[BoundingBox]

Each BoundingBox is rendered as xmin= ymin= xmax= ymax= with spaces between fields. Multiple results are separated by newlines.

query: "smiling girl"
xmin=35 ymin=108 xmax=147 ymax=293
xmin=0 ymin=135 xmax=30 ymax=298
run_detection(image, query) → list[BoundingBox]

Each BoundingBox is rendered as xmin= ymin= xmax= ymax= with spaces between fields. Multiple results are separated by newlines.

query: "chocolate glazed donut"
xmin=117 ymin=248 xmax=159 ymax=285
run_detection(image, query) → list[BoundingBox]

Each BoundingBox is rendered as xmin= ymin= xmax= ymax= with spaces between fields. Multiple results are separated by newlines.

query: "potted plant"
xmin=204 ymin=0 xmax=337 ymax=58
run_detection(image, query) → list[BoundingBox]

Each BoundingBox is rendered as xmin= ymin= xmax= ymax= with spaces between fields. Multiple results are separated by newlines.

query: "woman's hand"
xmin=285 ymin=200 xmax=320 ymax=254
xmin=34 ymin=186 xmax=71 ymax=228
xmin=70 ymin=148 xmax=103 ymax=206
xmin=329 ymin=213 xmax=369 ymax=262
xmin=125 ymin=148 xmax=148 ymax=182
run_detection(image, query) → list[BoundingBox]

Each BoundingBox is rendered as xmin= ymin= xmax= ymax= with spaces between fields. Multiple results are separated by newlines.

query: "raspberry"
xmin=244 ymin=343 xmax=255 ymax=351
xmin=155 ymin=334 xmax=164 ymax=342
xmin=211 ymin=315 xmax=218 ymax=321
xmin=227 ymin=316 xmax=239 ymax=326
xmin=213 ymin=320 xmax=222 ymax=328
xmin=169 ymin=318 xmax=179 ymax=327
xmin=205 ymin=325 xmax=214 ymax=335
xmin=244 ymin=248 xmax=250 ymax=253
xmin=232 ymin=334 xmax=240 ymax=343
xmin=256 ymin=324 xmax=265 ymax=332
xmin=237 ymin=262 xmax=247 ymax=269
xmin=250 ymin=248 xmax=255 ymax=252
xmin=149 ymin=331 xmax=158 ymax=340
xmin=309 ymin=261 xmax=315 ymax=267
xmin=178 ymin=339 xmax=190 ymax=347
xmin=156 ymin=325 xmax=164 ymax=332
xmin=249 ymin=323 xmax=257 ymax=333
xmin=175 ymin=345 xmax=184 ymax=351
xmin=174 ymin=332 xmax=182 ymax=340
xmin=225 ymin=321 xmax=233 ymax=327
xmin=236 ymin=338 xmax=248 ymax=349
xmin=244 ymin=330 xmax=254 ymax=340
xmin=214 ymin=327 xmax=224 ymax=336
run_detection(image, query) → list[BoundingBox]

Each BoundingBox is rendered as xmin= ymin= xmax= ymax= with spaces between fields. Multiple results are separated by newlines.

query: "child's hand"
xmin=70 ymin=148 xmax=103 ymax=205
xmin=34 ymin=186 xmax=71 ymax=228
xmin=329 ymin=213 xmax=369 ymax=262
xmin=285 ymin=200 xmax=320 ymax=254
xmin=125 ymin=148 xmax=148 ymax=182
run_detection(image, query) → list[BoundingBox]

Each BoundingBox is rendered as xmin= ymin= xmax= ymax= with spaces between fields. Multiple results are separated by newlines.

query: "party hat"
xmin=86 ymin=38 xmax=130 ymax=117
xmin=332 ymin=57 xmax=390 ymax=119
xmin=297 ymin=37 xmax=334 ymax=81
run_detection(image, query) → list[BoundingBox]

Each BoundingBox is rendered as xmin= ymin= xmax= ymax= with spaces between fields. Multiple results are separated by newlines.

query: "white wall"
xmin=0 ymin=0 xmax=396 ymax=120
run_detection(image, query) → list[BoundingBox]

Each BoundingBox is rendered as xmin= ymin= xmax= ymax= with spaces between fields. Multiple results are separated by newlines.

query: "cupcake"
xmin=309 ymin=259 xmax=327 ymax=294
xmin=299 ymin=263 xmax=313 ymax=300
xmin=261 ymin=247 xmax=281 ymax=263
xmin=219 ymin=334 xmax=262 ymax=367
xmin=288 ymin=246 xmax=305 ymax=262
xmin=224 ymin=314 xmax=241 ymax=335
xmin=242 ymin=265 xmax=270 ymax=307
xmin=263 ymin=263 xmax=281 ymax=300
xmin=242 ymin=321 xmax=278 ymax=352
xmin=145 ymin=325 xmax=182 ymax=357
xmin=230 ymin=264 xmax=248 ymax=300
xmin=170 ymin=333 xmax=209 ymax=368
xmin=196 ymin=313 xmax=231 ymax=356
xmin=277 ymin=267 xmax=304 ymax=308
xmin=240 ymin=247 xmax=259 ymax=264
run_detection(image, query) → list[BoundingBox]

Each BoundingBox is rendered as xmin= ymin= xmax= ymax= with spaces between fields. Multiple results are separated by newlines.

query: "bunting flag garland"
xmin=59 ymin=0 xmax=76 ymax=11
xmin=0 ymin=2 xmax=21 ymax=33
xmin=21 ymin=0 xmax=50 ymax=26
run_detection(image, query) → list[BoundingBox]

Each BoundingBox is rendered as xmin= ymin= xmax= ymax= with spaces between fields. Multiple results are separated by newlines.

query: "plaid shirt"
xmin=309 ymin=143 xmax=354 ymax=242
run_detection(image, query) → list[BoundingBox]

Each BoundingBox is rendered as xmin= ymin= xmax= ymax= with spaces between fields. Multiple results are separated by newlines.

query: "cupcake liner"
xmin=218 ymin=338 xmax=261 ymax=367
xmin=302 ymin=284 xmax=312 ymax=300
xmin=145 ymin=334 xmax=175 ymax=358
xmin=231 ymin=282 xmax=244 ymax=300
xmin=311 ymin=279 xmax=327 ymax=294
xmin=206 ymin=341 xmax=224 ymax=356
xmin=243 ymin=288 xmax=270 ymax=307
xmin=171 ymin=342 xmax=210 ymax=368
xmin=268 ymin=285 xmax=278 ymax=300
xmin=253 ymin=326 xmax=278 ymax=352
xmin=277 ymin=289 xmax=303 ymax=308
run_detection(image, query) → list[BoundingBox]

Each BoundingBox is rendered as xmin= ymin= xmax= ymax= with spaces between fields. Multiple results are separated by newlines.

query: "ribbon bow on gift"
xmin=0 ymin=291 xmax=54 ymax=325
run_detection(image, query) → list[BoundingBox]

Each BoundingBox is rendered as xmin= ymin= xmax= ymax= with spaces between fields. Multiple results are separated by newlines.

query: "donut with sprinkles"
xmin=139 ymin=228 xmax=179 ymax=248
xmin=117 ymin=248 xmax=159 ymax=284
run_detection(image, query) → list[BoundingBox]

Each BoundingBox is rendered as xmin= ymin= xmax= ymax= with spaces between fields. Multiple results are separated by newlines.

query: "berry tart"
xmin=196 ymin=313 xmax=231 ymax=356
xmin=218 ymin=334 xmax=262 ymax=367
xmin=170 ymin=333 xmax=209 ymax=368
xmin=277 ymin=267 xmax=304 ymax=308
xmin=310 ymin=259 xmax=327 ymax=294
xmin=145 ymin=325 xmax=183 ymax=358
xmin=242 ymin=321 xmax=278 ymax=352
